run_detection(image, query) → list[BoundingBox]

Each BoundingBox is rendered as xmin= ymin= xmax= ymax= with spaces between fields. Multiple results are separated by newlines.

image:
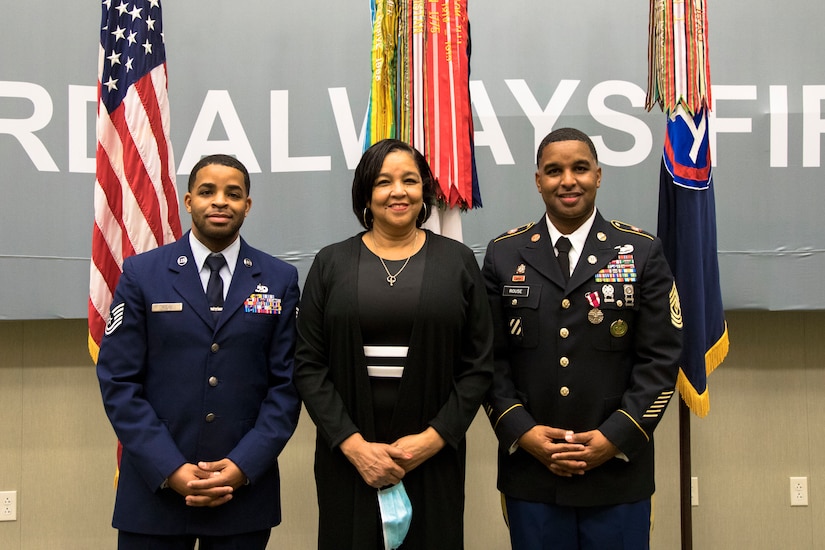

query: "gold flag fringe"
xmin=676 ymin=323 xmax=729 ymax=418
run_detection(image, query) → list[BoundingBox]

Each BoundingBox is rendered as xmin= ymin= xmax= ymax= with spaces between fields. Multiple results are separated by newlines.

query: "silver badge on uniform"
xmin=623 ymin=284 xmax=635 ymax=307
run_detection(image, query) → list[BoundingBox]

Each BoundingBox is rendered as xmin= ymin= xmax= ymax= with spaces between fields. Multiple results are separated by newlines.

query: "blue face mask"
xmin=377 ymin=481 xmax=413 ymax=550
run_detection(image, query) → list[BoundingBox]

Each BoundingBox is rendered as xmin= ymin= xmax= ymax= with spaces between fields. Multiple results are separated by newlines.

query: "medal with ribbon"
xmin=585 ymin=291 xmax=601 ymax=308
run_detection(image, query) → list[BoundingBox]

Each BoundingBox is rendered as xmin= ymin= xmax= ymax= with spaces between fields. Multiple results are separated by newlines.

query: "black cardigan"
xmin=294 ymin=230 xmax=494 ymax=550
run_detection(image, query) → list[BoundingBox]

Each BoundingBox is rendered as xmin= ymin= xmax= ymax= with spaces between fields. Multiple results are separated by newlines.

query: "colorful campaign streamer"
xmin=646 ymin=0 xmax=712 ymax=114
xmin=366 ymin=0 xmax=480 ymax=210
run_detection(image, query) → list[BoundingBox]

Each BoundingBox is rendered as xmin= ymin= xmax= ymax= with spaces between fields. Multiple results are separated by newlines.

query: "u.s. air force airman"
xmin=482 ymin=128 xmax=682 ymax=550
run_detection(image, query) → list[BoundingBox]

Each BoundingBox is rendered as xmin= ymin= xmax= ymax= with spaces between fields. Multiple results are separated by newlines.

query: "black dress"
xmin=359 ymin=240 xmax=425 ymax=442
xmin=294 ymin=231 xmax=494 ymax=550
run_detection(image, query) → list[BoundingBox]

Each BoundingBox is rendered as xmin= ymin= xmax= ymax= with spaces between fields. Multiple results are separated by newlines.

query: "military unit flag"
xmin=648 ymin=0 xmax=728 ymax=417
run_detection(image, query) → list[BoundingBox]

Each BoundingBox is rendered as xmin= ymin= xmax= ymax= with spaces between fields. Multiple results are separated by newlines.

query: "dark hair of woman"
xmin=351 ymin=139 xmax=436 ymax=230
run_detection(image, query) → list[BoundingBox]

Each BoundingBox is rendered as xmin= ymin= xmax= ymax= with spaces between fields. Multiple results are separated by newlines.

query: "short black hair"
xmin=536 ymin=128 xmax=598 ymax=167
xmin=187 ymin=154 xmax=251 ymax=194
xmin=351 ymin=139 xmax=436 ymax=230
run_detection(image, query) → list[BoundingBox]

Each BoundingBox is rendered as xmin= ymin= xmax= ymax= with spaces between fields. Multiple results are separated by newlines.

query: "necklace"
xmin=371 ymin=231 xmax=417 ymax=287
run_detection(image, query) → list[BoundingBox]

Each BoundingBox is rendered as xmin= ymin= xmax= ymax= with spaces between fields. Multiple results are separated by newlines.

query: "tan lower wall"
xmin=0 ymin=312 xmax=822 ymax=549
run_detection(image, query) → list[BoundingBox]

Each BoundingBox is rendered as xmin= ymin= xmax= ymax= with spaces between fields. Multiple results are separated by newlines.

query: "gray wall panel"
xmin=1 ymin=2 xmax=822 ymax=318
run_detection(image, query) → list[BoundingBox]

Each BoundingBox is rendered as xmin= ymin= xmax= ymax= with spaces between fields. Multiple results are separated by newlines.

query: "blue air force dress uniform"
xmin=96 ymin=233 xmax=301 ymax=537
xmin=482 ymin=212 xmax=682 ymax=508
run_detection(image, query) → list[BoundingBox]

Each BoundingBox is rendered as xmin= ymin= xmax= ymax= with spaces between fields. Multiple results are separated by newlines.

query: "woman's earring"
xmin=418 ymin=202 xmax=428 ymax=225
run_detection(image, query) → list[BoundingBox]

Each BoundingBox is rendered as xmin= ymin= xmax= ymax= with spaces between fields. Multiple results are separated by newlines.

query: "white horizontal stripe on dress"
xmin=364 ymin=346 xmax=408 ymax=378
xmin=366 ymin=366 xmax=405 ymax=378
xmin=363 ymin=345 xmax=409 ymax=357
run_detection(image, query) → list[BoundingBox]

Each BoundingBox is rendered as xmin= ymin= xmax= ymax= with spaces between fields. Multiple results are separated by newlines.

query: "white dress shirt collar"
xmin=189 ymin=232 xmax=241 ymax=295
xmin=545 ymin=208 xmax=598 ymax=272
xmin=189 ymin=232 xmax=240 ymax=275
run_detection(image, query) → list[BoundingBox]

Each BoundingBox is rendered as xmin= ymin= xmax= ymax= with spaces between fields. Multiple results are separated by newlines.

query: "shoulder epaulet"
xmin=493 ymin=222 xmax=535 ymax=242
xmin=610 ymin=220 xmax=654 ymax=240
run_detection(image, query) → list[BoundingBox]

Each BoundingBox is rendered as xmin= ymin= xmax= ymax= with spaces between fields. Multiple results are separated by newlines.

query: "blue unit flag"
xmin=657 ymin=106 xmax=729 ymax=417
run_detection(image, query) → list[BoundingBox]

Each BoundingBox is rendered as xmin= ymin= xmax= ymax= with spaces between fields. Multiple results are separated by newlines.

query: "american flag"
xmin=89 ymin=0 xmax=181 ymax=362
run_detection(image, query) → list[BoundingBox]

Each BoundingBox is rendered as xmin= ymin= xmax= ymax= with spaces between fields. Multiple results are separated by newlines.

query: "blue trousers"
xmin=118 ymin=529 xmax=271 ymax=550
xmin=504 ymin=495 xmax=651 ymax=550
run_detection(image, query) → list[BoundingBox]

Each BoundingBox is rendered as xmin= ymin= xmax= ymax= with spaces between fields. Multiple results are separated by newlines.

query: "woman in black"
xmin=294 ymin=139 xmax=493 ymax=549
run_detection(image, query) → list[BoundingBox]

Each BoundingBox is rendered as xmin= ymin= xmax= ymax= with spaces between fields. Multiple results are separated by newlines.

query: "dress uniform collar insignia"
xmin=244 ymin=258 xmax=253 ymax=267
xmin=177 ymin=255 xmax=188 ymax=266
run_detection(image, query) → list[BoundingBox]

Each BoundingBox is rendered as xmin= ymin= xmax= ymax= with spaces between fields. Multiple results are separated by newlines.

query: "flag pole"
xmin=679 ymin=400 xmax=693 ymax=550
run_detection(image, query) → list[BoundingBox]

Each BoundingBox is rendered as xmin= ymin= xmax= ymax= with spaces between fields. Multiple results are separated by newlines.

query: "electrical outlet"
xmin=0 ymin=491 xmax=17 ymax=521
xmin=691 ymin=476 xmax=699 ymax=506
xmin=790 ymin=477 xmax=808 ymax=506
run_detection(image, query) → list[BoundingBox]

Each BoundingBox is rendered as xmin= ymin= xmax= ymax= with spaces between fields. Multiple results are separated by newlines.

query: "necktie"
xmin=205 ymin=253 xmax=226 ymax=319
xmin=555 ymin=237 xmax=572 ymax=282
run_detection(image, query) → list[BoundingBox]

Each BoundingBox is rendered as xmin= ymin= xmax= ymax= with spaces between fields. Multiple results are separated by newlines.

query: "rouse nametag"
xmin=503 ymin=286 xmax=530 ymax=298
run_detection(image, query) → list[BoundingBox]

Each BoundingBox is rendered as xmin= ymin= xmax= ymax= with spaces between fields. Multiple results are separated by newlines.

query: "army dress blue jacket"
xmin=483 ymin=212 xmax=682 ymax=507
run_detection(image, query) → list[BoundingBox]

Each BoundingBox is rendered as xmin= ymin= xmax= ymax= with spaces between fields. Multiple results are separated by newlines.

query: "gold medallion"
xmin=610 ymin=319 xmax=628 ymax=337
xmin=588 ymin=308 xmax=604 ymax=325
